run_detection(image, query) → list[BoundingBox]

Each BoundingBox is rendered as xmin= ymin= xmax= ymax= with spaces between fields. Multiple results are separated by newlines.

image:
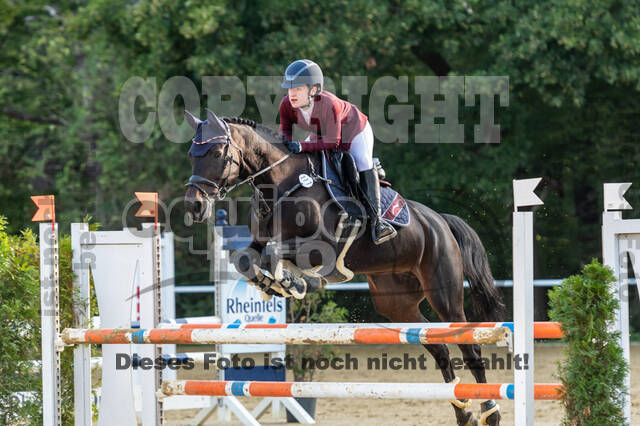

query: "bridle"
xmin=185 ymin=122 xmax=292 ymax=203
xmin=185 ymin=120 xmax=335 ymax=221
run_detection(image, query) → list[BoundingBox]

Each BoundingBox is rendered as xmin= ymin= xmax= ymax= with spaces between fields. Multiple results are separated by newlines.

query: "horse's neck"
xmin=242 ymin=132 xmax=312 ymax=188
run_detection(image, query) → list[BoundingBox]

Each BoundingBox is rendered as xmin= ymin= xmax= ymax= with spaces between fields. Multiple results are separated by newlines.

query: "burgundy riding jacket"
xmin=279 ymin=91 xmax=368 ymax=152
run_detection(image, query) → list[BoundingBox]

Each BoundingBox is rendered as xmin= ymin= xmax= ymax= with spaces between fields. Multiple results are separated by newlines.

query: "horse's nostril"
xmin=184 ymin=197 xmax=211 ymax=222
xmin=184 ymin=198 xmax=199 ymax=212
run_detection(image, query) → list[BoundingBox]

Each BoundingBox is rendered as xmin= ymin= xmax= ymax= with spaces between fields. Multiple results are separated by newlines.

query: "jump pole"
xmin=158 ymin=380 xmax=563 ymax=401
xmin=60 ymin=325 xmax=511 ymax=346
xmin=151 ymin=321 xmax=563 ymax=339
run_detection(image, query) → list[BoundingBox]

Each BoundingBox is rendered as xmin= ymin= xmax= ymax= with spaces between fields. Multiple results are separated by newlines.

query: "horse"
xmin=184 ymin=108 xmax=506 ymax=426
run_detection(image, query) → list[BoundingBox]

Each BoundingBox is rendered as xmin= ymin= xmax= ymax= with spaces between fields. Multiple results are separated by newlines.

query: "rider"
xmin=279 ymin=59 xmax=397 ymax=245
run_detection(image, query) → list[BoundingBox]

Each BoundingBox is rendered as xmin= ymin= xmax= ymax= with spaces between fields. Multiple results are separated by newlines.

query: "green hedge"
xmin=549 ymin=260 xmax=628 ymax=426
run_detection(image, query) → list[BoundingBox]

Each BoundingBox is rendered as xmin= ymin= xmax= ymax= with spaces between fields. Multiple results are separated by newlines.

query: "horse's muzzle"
xmin=184 ymin=191 xmax=212 ymax=223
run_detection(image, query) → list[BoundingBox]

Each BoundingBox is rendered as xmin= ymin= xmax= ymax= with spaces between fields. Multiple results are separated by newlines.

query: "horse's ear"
xmin=184 ymin=110 xmax=201 ymax=130
xmin=205 ymin=108 xmax=220 ymax=124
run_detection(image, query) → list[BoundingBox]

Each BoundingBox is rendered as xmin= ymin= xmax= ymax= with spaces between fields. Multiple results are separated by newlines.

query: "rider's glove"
xmin=285 ymin=140 xmax=302 ymax=154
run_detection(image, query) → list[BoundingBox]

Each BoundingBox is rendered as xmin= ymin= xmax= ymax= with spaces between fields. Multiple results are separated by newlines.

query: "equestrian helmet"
xmin=281 ymin=59 xmax=323 ymax=92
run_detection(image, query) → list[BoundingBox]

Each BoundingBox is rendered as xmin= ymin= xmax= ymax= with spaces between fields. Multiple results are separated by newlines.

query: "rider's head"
xmin=281 ymin=59 xmax=323 ymax=109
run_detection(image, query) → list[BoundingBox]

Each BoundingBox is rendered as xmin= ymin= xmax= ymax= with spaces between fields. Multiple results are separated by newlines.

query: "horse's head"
xmin=184 ymin=108 xmax=242 ymax=222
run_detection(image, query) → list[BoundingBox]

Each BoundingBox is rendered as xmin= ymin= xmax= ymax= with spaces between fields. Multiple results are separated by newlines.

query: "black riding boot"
xmin=359 ymin=168 xmax=397 ymax=245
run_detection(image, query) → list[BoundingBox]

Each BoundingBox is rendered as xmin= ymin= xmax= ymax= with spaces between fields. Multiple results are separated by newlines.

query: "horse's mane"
xmin=222 ymin=117 xmax=283 ymax=145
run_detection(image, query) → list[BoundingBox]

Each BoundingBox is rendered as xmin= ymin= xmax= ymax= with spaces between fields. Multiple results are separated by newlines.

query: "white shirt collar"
xmin=299 ymin=101 xmax=314 ymax=125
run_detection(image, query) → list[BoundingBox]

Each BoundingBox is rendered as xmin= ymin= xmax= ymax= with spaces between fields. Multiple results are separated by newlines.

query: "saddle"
xmin=322 ymin=150 xmax=410 ymax=227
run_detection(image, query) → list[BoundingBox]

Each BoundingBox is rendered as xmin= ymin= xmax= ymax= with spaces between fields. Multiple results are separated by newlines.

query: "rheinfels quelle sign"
xmin=218 ymin=276 xmax=286 ymax=355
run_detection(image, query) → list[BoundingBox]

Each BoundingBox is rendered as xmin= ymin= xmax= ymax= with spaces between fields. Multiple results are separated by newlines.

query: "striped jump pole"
xmin=61 ymin=325 xmax=511 ymax=346
xmin=158 ymin=380 xmax=563 ymax=401
xmin=153 ymin=321 xmax=563 ymax=340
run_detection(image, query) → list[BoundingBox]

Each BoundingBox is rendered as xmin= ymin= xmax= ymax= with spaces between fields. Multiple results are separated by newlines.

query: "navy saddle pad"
xmin=321 ymin=152 xmax=410 ymax=227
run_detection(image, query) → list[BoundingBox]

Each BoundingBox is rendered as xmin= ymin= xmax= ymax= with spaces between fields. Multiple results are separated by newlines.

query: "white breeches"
xmin=305 ymin=121 xmax=374 ymax=172
xmin=348 ymin=121 xmax=374 ymax=171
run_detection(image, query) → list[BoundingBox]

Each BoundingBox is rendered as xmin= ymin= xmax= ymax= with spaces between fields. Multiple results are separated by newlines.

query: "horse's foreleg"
xmin=231 ymin=241 xmax=282 ymax=300
xmin=231 ymin=240 xmax=321 ymax=300
xmin=263 ymin=240 xmax=327 ymax=298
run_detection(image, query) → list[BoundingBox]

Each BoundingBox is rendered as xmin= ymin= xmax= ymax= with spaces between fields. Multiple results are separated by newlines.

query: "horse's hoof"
xmin=252 ymin=265 xmax=287 ymax=296
xmin=281 ymin=270 xmax=307 ymax=299
xmin=259 ymin=291 xmax=272 ymax=301
xmin=247 ymin=276 xmax=282 ymax=300
xmin=289 ymin=278 xmax=307 ymax=299
xmin=479 ymin=400 xmax=500 ymax=426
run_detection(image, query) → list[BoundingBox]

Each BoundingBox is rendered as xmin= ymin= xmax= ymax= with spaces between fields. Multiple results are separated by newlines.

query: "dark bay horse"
xmin=184 ymin=109 xmax=505 ymax=426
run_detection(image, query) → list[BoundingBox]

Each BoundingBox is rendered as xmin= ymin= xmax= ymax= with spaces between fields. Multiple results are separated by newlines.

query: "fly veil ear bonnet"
xmin=185 ymin=109 xmax=231 ymax=157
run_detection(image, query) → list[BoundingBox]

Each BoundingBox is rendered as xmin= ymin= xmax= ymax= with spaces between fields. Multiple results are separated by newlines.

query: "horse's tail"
xmin=442 ymin=214 xmax=505 ymax=322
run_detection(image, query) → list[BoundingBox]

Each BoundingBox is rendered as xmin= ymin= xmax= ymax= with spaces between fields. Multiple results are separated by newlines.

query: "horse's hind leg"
xmin=368 ymin=273 xmax=479 ymax=426
xmin=457 ymin=344 xmax=501 ymax=425
xmin=414 ymin=255 xmax=501 ymax=425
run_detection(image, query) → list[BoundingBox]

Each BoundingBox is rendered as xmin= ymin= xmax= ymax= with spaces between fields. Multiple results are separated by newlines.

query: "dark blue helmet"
xmin=281 ymin=59 xmax=323 ymax=92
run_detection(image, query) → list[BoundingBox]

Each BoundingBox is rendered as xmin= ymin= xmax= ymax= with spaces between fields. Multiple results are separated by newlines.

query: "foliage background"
xmin=549 ymin=261 xmax=628 ymax=425
xmin=1 ymin=2 xmax=639 ymax=328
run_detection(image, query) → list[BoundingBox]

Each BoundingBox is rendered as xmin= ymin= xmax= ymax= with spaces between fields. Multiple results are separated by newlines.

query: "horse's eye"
xmin=213 ymin=151 xmax=222 ymax=159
